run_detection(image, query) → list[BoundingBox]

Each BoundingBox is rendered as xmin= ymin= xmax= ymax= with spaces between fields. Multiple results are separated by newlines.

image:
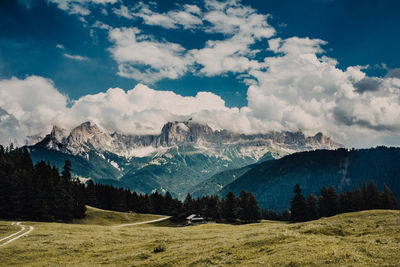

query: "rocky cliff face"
xmin=36 ymin=120 xmax=341 ymax=159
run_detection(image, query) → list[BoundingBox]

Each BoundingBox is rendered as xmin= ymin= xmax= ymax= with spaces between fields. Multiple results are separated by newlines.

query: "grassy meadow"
xmin=0 ymin=208 xmax=399 ymax=266
xmin=73 ymin=206 xmax=165 ymax=226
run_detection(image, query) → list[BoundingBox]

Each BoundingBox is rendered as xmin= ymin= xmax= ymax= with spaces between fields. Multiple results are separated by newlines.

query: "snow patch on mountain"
xmin=110 ymin=161 xmax=120 ymax=170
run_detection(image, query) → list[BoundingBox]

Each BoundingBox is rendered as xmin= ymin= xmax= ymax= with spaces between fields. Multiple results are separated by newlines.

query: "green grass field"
xmin=73 ymin=206 xmax=165 ymax=226
xmin=0 ymin=208 xmax=399 ymax=266
xmin=0 ymin=223 xmax=19 ymax=238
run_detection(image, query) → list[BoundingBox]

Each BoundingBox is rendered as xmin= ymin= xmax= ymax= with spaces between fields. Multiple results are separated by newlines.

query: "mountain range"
xmin=27 ymin=120 xmax=340 ymax=199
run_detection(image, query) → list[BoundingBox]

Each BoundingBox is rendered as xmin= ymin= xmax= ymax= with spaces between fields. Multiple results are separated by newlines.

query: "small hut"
xmin=186 ymin=214 xmax=205 ymax=225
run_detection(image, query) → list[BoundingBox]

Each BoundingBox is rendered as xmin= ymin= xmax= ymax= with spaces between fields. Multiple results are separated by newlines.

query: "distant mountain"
xmin=219 ymin=147 xmax=400 ymax=211
xmin=190 ymin=164 xmax=255 ymax=198
xmin=27 ymin=120 xmax=341 ymax=198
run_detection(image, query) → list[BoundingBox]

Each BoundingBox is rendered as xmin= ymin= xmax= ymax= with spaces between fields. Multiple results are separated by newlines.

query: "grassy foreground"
xmin=73 ymin=206 xmax=165 ymax=226
xmin=0 ymin=209 xmax=399 ymax=266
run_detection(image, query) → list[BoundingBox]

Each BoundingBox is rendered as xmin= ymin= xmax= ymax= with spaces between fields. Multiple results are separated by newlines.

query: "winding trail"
xmin=114 ymin=216 xmax=171 ymax=227
xmin=0 ymin=222 xmax=34 ymax=248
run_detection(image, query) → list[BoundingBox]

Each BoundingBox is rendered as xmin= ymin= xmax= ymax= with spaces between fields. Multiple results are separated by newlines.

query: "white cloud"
xmin=0 ymin=76 xmax=69 ymax=143
xmin=0 ymin=78 xmax=257 ymax=143
xmin=112 ymin=4 xmax=133 ymax=19
xmin=64 ymin=53 xmax=88 ymax=61
xmin=107 ymin=0 xmax=275 ymax=81
xmin=92 ymin=20 xmax=112 ymax=30
xmin=245 ymin=36 xmax=400 ymax=146
xmin=118 ymin=2 xmax=203 ymax=30
xmin=68 ymin=84 xmax=238 ymax=135
xmin=108 ymin=27 xmax=190 ymax=83
xmin=49 ymin=0 xmax=117 ymax=16
xmin=56 ymin=44 xmax=65 ymax=50
xmin=189 ymin=0 xmax=275 ymax=76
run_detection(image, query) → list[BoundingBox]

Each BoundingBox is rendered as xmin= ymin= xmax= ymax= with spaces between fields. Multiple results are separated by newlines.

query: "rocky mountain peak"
xmin=66 ymin=121 xmax=112 ymax=153
xmin=158 ymin=120 xmax=213 ymax=146
xmin=50 ymin=125 xmax=67 ymax=143
xmin=306 ymin=132 xmax=339 ymax=148
xmin=68 ymin=121 xmax=103 ymax=141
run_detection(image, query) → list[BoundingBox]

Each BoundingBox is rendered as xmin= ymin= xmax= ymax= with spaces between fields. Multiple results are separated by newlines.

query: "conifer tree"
xmin=381 ymin=184 xmax=398 ymax=210
xmin=365 ymin=181 xmax=381 ymax=209
xmin=290 ymin=184 xmax=308 ymax=222
xmin=307 ymin=194 xmax=318 ymax=220
xmin=247 ymin=193 xmax=261 ymax=222
xmin=222 ymin=192 xmax=237 ymax=221
xmin=183 ymin=193 xmax=196 ymax=215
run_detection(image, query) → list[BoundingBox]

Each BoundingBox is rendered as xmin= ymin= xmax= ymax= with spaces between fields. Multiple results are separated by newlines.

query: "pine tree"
xmin=237 ymin=190 xmax=250 ymax=222
xmin=183 ymin=193 xmax=196 ymax=216
xmin=247 ymin=193 xmax=261 ymax=222
xmin=351 ymin=187 xmax=364 ymax=211
xmin=290 ymin=184 xmax=308 ymax=222
xmin=281 ymin=209 xmax=291 ymax=221
xmin=318 ymin=186 xmax=339 ymax=217
xmin=365 ymin=181 xmax=381 ymax=209
xmin=86 ymin=180 xmax=97 ymax=206
xmin=307 ymin=194 xmax=318 ymax=220
xmin=222 ymin=192 xmax=237 ymax=221
xmin=381 ymin=184 xmax=398 ymax=210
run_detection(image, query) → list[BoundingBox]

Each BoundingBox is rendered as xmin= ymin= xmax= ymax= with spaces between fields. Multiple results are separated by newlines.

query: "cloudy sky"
xmin=1 ymin=0 xmax=400 ymax=147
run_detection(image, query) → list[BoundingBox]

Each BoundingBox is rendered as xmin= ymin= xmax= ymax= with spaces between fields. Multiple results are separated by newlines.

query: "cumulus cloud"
xmin=353 ymin=77 xmax=382 ymax=93
xmin=49 ymin=0 xmax=117 ymax=16
xmin=107 ymin=0 xmax=275 ymax=81
xmin=68 ymin=84 xmax=238 ymax=135
xmin=116 ymin=2 xmax=203 ymax=30
xmin=386 ymin=68 xmax=400 ymax=79
xmin=190 ymin=0 xmax=275 ymax=75
xmin=0 ymin=76 xmax=69 ymax=143
xmin=0 ymin=77 xmax=262 ymax=143
xmin=245 ymin=37 xmax=400 ymax=146
xmin=108 ymin=27 xmax=190 ymax=83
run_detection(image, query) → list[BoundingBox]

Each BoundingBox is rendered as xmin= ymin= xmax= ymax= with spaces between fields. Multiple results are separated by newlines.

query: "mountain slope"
xmin=220 ymin=147 xmax=400 ymax=211
xmin=27 ymin=120 xmax=341 ymax=198
xmin=190 ymin=164 xmax=255 ymax=198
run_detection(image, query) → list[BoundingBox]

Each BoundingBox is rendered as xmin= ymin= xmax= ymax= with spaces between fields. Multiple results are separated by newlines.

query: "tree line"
xmin=0 ymin=145 xmax=261 ymax=223
xmin=85 ymin=181 xmax=261 ymax=223
xmin=262 ymin=182 xmax=398 ymax=222
xmin=0 ymin=145 xmax=86 ymax=221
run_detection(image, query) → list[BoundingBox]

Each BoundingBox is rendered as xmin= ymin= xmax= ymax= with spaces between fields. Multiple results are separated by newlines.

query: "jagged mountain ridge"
xmin=36 ymin=120 xmax=341 ymax=158
xmin=28 ymin=120 xmax=342 ymax=198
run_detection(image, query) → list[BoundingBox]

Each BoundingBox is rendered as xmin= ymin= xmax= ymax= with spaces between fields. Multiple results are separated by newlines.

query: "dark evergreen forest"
xmin=262 ymin=182 xmax=398 ymax=222
xmin=0 ymin=145 xmax=260 ymax=223
xmin=0 ymin=145 xmax=86 ymax=221
xmin=0 ymin=145 xmax=397 ymax=224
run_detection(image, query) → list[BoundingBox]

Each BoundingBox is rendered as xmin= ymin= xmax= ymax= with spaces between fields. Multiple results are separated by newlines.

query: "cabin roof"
xmin=186 ymin=214 xmax=204 ymax=220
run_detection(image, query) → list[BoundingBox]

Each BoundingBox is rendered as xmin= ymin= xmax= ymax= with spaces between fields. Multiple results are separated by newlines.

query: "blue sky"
xmin=1 ymin=0 xmax=400 ymax=146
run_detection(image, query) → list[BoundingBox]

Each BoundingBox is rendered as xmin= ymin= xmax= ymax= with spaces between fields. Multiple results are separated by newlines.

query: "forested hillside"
xmin=221 ymin=147 xmax=400 ymax=211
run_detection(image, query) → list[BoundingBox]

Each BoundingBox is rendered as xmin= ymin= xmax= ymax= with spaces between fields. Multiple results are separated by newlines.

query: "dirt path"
xmin=0 ymin=222 xmax=34 ymax=248
xmin=114 ymin=216 xmax=171 ymax=227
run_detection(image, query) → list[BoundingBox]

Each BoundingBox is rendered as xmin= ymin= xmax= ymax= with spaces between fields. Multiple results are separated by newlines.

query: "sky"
xmin=0 ymin=0 xmax=400 ymax=147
